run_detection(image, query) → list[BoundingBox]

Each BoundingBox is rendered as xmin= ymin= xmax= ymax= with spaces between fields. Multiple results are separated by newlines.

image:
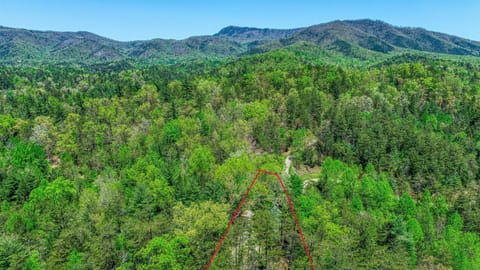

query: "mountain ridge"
xmin=1 ymin=19 xmax=480 ymax=65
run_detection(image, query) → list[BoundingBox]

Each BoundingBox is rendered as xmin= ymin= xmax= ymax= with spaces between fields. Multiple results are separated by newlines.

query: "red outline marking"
xmin=205 ymin=169 xmax=315 ymax=269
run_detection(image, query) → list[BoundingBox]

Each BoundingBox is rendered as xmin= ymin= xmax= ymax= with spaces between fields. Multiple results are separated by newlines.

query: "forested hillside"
xmin=1 ymin=45 xmax=480 ymax=269
xmin=2 ymin=19 xmax=480 ymax=65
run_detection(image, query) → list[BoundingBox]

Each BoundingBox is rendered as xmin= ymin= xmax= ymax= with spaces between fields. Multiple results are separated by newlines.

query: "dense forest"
xmin=1 ymin=46 xmax=480 ymax=269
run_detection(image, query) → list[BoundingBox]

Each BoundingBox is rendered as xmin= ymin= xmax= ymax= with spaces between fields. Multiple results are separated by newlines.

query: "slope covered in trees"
xmin=0 ymin=45 xmax=480 ymax=269
xmin=2 ymin=19 xmax=480 ymax=65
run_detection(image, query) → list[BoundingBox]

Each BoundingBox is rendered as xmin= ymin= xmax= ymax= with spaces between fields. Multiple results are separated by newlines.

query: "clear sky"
xmin=0 ymin=0 xmax=479 ymax=41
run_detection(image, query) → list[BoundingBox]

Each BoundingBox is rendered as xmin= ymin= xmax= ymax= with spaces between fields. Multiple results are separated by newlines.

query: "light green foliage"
xmin=214 ymin=153 xmax=255 ymax=203
xmin=161 ymin=120 xmax=182 ymax=145
xmin=194 ymin=79 xmax=220 ymax=110
xmin=27 ymin=177 xmax=77 ymax=231
xmin=319 ymin=157 xmax=360 ymax=201
xmin=399 ymin=193 xmax=417 ymax=219
xmin=66 ymin=250 xmax=83 ymax=270
xmin=359 ymin=174 xmax=396 ymax=213
xmin=23 ymin=251 xmax=44 ymax=270
xmin=289 ymin=174 xmax=304 ymax=198
xmin=29 ymin=116 xmax=57 ymax=158
xmin=0 ymin=139 xmax=48 ymax=203
xmin=242 ymin=100 xmax=271 ymax=121
xmin=29 ymin=177 xmax=76 ymax=209
xmin=432 ymin=212 xmax=480 ymax=270
xmin=56 ymin=113 xmax=81 ymax=159
xmin=406 ymin=218 xmax=424 ymax=244
xmin=291 ymin=128 xmax=318 ymax=165
xmin=0 ymin=115 xmax=16 ymax=143
xmin=173 ymin=201 xmax=229 ymax=269
xmin=351 ymin=193 xmax=364 ymax=211
xmin=187 ymin=146 xmax=215 ymax=186
xmin=124 ymin=158 xmax=174 ymax=218
xmin=136 ymin=235 xmax=189 ymax=270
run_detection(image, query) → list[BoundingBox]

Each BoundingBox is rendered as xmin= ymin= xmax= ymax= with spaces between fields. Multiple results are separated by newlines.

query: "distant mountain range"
xmin=1 ymin=19 xmax=480 ymax=65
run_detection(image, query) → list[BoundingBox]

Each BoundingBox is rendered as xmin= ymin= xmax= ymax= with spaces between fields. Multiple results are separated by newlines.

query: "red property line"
xmin=205 ymin=169 xmax=315 ymax=270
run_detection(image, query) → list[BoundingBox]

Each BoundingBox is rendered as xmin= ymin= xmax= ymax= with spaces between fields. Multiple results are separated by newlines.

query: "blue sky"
xmin=0 ymin=0 xmax=478 ymax=41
